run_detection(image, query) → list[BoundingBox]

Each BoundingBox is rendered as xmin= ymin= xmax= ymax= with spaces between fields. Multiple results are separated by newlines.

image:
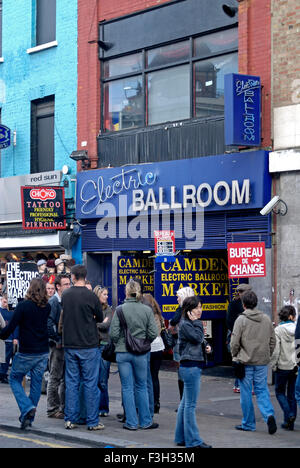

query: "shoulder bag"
xmin=117 ymin=306 xmax=151 ymax=355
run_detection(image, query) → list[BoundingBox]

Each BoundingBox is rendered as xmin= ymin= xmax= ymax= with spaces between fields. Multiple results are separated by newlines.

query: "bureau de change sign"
xmin=21 ymin=186 xmax=66 ymax=230
xmin=227 ymin=242 xmax=266 ymax=278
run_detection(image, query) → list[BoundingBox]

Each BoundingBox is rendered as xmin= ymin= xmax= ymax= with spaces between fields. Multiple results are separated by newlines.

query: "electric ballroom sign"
xmin=21 ymin=186 xmax=67 ymax=230
xmin=224 ymin=73 xmax=261 ymax=147
xmin=227 ymin=242 xmax=266 ymax=278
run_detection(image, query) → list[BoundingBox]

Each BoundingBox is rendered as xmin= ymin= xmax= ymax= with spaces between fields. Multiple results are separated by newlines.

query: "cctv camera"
xmin=260 ymin=196 xmax=280 ymax=216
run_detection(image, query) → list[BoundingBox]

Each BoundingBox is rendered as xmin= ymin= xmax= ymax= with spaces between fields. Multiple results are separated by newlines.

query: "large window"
xmin=36 ymin=0 xmax=56 ymax=46
xmin=31 ymin=96 xmax=55 ymax=173
xmin=102 ymin=28 xmax=238 ymax=132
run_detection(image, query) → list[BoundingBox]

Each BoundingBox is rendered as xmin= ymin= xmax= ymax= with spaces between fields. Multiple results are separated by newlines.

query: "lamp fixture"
xmin=70 ymin=150 xmax=91 ymax=170
xmin=222 ymin=4 xmax=238 ymax=17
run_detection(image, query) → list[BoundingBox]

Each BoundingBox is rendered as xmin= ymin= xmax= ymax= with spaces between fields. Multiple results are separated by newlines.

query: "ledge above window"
xmin=27 ymin=40 xmax=58 ymax=55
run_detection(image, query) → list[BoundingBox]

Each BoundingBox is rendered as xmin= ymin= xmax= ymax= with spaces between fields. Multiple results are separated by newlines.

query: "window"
xmin=102 ymin=28 xmax=238 ymax=132
xmin=148 ymin=65 xmax=190 ymax=125
xmin=36 ymin=0 xmax=56 ymax=46
xmin=31 ymin=96 xmax=55 ymax=173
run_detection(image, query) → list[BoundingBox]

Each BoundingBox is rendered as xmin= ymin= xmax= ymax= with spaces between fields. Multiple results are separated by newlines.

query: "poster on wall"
xmin=155 ymin=254 xmax=229 ymax=320
xmin=21 ymin=186 xmax=66 ymax=230
xmin=117 ymin=256 xmax=154 ymax=304
xmin=6 ymin=262 xmax=40 ymax=308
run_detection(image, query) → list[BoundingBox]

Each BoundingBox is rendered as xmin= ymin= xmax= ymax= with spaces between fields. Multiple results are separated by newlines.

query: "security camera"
xmin=260 ymin=196 xmax=287 ymax=216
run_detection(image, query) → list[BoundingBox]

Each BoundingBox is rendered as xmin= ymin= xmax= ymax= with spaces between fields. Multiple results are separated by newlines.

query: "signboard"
xmin=224 ymin=73 xmax=261 ymax=146
xmin=227 ymin=242 xmax=266 ymax=278
xmin=6 ymin=262 xmax=40 ymax=308
xmin=155 ymin=254 xmax=229 ymax=320
xmin=154 ymin=230 xmax=175 ymax=256
xmin=0 ymin=124 xmax=11 ymax=149
xmin=21 ymin=186 xmax=66 ymax=230
xmin=117 ymin=256 xmax=154 ymax=304
xmin=76 ymin=150 xmax=271 ymax=219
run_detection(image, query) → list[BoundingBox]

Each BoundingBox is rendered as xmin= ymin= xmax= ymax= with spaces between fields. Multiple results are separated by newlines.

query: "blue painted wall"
xmin=0 ymin=0 xmax=77 ymax=177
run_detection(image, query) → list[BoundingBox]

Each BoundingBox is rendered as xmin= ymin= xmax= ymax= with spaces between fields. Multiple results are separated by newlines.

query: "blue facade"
xmin=0 ymin=0 xmax=77 ymax=177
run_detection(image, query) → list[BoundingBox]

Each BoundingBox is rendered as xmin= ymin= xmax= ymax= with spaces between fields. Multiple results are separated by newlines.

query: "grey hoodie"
xmin=270 ymin=321 xmax=296 ymax=371
xmin=230 ymin=308 xmax=276 ymax=366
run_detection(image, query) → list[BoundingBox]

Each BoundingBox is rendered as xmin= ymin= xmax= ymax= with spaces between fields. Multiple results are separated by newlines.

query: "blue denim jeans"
xmin=116 ymin=352 xmax=152 ymax=429
xmin=64 ymin=348 xmax=101 ymax=427
xmin=99 ymin=345 xmax=111 ymax=414
xmin=239 ymin=365 xmax=275 ymax=431
xmin=295 ymin=370 xmax=300 ymax=408
xmin=275 ymin=369 xmax=297 ymax=423
xmin=9 ymin=352 xmax=48 ymax=424
xmin=174 ymin=366 xmax=204 ymax=448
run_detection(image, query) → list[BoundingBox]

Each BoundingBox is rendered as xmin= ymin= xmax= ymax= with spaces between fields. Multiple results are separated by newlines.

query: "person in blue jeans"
xmin=0 ymin=294 xmax=18 ymax=384
xmin=110 ymin=280 xmax=158 ymax=430
xmin=61 ymin=265 xmax=103 ymax=431
xmin=231 ymin=290 xmax=277 ymax=434
xmin=174 ymin=296 xmax=212 ymax=449
xmin=94 ymin=286 xmax=113 ymax=416
xmin=0 ymin=278 xmax=50 ymax=430
xmin=271 ymin=305 xmax=297 ymax=430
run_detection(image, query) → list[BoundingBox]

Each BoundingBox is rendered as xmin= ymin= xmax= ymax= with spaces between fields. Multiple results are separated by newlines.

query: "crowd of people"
xmin=1 ymin=264 xmax=300 ymax=448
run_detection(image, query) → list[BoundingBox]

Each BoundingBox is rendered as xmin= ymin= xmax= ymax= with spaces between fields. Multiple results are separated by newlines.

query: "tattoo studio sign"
xmin=21 ymin=186 xmax=66 ymax=230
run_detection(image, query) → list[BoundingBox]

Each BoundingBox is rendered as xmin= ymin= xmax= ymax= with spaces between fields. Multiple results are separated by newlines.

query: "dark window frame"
xmin=30 ymin=96 xmax=55 ymax=174
xmin=100 ymin=26 xmax=238 ymax=134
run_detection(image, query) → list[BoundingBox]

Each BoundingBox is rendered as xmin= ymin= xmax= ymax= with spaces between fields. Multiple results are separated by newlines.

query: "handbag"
xmin=161 ymin=328 xmax=176 ymax=350
xmin=102 ymin=340 xmax=116 ymax=363
xmin=117 ymin=306 xmax=151 ymax=355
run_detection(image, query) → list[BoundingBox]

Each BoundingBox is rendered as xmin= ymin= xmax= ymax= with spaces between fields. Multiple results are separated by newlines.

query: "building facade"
xmin=0 ymin=0 xmax=78 ymax=259
xmin=75 ymin=0 xmax=275 ymax=364
xmin=269 ymin=0 xmax=300 ymax=317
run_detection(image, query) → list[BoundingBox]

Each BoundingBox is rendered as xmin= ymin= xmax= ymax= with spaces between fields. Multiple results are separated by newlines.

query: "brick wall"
xmin=238 ymin=0 xmax=272 ymax=148
xmin=77 ymin=0 xmax=171 ymax=169
xmin=272 ymin=0 xmax=300 ymax=108
xmin=0 ymin=0 xmax=78 ymax=177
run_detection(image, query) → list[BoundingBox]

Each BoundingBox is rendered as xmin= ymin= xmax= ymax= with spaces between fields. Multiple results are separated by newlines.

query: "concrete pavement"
xmin=0 ymin=363 xmax=300 ymax=448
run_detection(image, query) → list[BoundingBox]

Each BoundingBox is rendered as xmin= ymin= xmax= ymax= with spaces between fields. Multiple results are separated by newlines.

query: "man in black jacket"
xmin=47 ymin=274 xmax=71 ymax=418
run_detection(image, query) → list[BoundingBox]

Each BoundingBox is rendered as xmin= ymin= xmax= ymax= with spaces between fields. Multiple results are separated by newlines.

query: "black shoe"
xmin=267 ymin=415 xmax=277 ymax=435
xmin=194 ymin=442 xmax=212 ymax=449
xmin=176 ymin=442 xmax=185 ymax=447
xmin=235 ymin=425 xmax=252 ymax=432
xmin=0 ymin=377 xmax=8 ymax=384
xmin=20 ymin=408 xmax=36 ymax=430
xmin=117 ymin=413 xmax=126 ymax=423
xmin=141 ymin=423 xmax=159 ymax=430
xmin=123 ymin=424 xmax=138 ymax=431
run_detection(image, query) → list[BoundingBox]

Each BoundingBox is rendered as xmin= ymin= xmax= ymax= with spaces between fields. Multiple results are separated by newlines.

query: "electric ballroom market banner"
xmin=155 ymin=255 xmax=229 ymax=320
xmin=7 ymin=262 xmax=40 ymax=308
xmin=118 ymin=256 xmax=154 ymax=304
xmin=21 ymin=186 xmax=66 ymax=230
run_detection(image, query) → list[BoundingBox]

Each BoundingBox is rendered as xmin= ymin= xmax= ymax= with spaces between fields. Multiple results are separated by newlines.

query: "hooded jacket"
xmin=270 ymin=321 xmax=296 ymax=371
xmin=230 ymin=308 xmax=276 ymax=366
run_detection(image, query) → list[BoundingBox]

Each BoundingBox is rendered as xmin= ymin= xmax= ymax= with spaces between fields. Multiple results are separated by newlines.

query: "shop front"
xmin=0 ymin=170 xmax=77 ymax=284
xmin=76 ymin=149 xmax=272 ymax=364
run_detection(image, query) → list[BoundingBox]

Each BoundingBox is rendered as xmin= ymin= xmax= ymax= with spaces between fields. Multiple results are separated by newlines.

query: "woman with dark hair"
xmin=174 ymin=296 xmax=212 ymax=449
xmin=0 ymin=278 xmax=50 ymax=430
